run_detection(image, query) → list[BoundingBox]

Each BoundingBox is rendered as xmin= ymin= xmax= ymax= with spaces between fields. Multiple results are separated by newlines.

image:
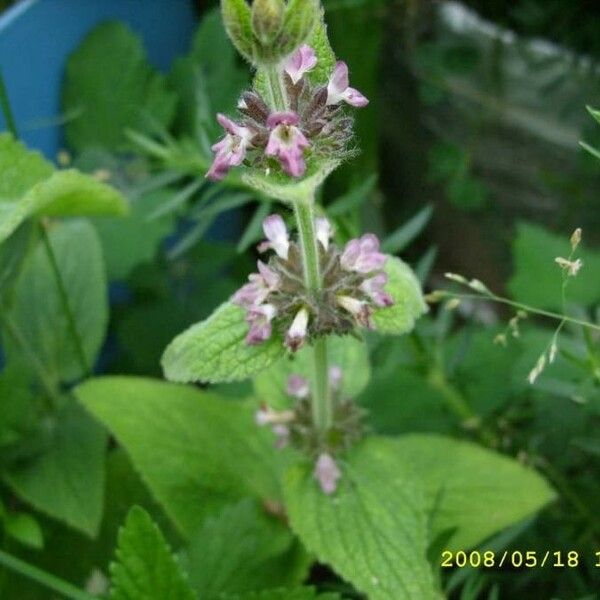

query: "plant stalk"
xmin=265 ymin=64 xmax=288 ymax=112
xmin=293 ymin=199 xmax=331 ymax=433
xmin=0 ymin=549 xmax=96 ymax=600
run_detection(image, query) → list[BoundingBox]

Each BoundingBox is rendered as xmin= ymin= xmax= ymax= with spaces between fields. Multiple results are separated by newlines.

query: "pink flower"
xmin=285 ymin=308 xmax=309 ymax=351
xmin=326 ymin=61 xmax=369 ymax=108
xmin=265 ymin=112 xmax=310 ymax=178
xmin=284 ymin=45 xmax=318 ymax=85
xmin=287 ymin=374 xmax=310 ymax=399
xmin=361 ymin=272 xmax=393 ymax=307
xmin=315 ymin=217 xmax=333 ymax=251
xmin=336 ymin=295 xmax=373 ymax=329
xmin=314 ymin=453 xmax=341 ymax=495
xmin=329 ymin=365 xmax=343 ymax=391
xmin=206 ymin=114 xmax=253 ymax=181
xmin=258 ymin=214 xmax=290 ymax=259
xmin=340 ymin=234 xmax=387 ymax=273
xmin=246 ymin=304 xmax=277 ymax=344
xmin=272 ymin=424 xmax=290 ymax=449
xmin=233 ymin=260 xmax=280 ymax=308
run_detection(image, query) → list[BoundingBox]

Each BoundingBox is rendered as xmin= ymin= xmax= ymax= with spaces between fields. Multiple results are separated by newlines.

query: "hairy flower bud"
xmin=252 ymin=0 xmax=285 ymax=45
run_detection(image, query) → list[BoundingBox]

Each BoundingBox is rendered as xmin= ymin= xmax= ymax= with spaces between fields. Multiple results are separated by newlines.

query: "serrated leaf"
xmin=307 ymin=12 xmax=336 ymax=85
xmin=110 ymin=506 xmax=196 ymax=600
xmin=0 ymin=134 xmax=128 ymax=244
xmin=162 ymin=302 xmax=285 ymax=384
xmin=395 ymin=435 xmax=555 ymax=550
xmin=75 ymin=376 xmax=286 ymax=536
xmin=4 ymin=220 xmax=108 ymax=382
xmin=63 ymin=22 xmax=175 ymax=151
xmin=372 ymin=256 xmax=427 ymax=335
xmin=4 ymin=402 xmax=107 ymax=537
xmin=254 ymin=335 xmax=371 ymax=409
xmin=181 ymin=499 xmax=307 ymax=596
xmin=243 ymin=159 xmax=340 ymax=203
xmin=284 ymin=437 xmax=440 ymax=600
xmin=221 ymin=0 xmax=255 ymax=62
xmin=231 ymin=588 xmax=341 ymax=600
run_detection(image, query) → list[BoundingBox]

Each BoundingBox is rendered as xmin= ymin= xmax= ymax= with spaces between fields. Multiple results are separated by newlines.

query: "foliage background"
xmin=1 ymin=0 xmax=600 ymax=598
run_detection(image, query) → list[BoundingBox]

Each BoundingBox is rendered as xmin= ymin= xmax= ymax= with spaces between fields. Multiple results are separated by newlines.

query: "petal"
xmin=343 ymin=87 xmax=369 ymax=108
xmin=284 ymin=44 xmax=317 ymax=84
xmin=267 ymin=111 xmax=300 ymax=129
xmin=287 ymin=374 xmax=310 ymax=399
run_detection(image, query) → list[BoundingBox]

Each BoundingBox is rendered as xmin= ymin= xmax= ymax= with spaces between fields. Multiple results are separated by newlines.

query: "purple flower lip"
xmin=327 ymin=61 xmax=369 ymax=108
xmin=267 ymin=111 xmax=301 ymax=128
xmin=284 ymin=45 xmax=317 ymax=85
xmin=340 ymin=233 xmax=387 ymax=273
xmin=314 ymin=453 xmax=342 ymax=494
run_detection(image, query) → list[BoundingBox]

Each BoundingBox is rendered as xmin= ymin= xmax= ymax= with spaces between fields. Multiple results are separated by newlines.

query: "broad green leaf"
xmin=76 ymin=376 xmax=286 ymax=536
xmin=0 ymin=134 xmax=128 ymax=243
xmin=162 ymin=302 xmax=285 ymax=384
xmin=284 ymin=437 xmax=440 ymax=600
xmin=508 ymin=222 xmax=600 ymax=310
xmin=394 ymin=434 xmax=555 ymax=550
xmin=372 ymin=256 xmax=427 ymax=335
xmin=243 ymin=159 xmax=341 ymax=203
xmin=93 ymin=189 xmax=176 ymax=280
xmin=110 ymin=506 xmax=196 ymax=600
xmin=63 ymin=22 xmax=175 ymax=151
xmin=4 ymin=402 xmax=107 ymax=537
xmin=5 ymin=220 xmax=108 ymax=382
xmin=230 ymin=589 xmax=341 ymax=599
xmin=181 ymin=499 xmax=308 ymax=596
xmin=254 ymin=335 xmax=371 ymax=409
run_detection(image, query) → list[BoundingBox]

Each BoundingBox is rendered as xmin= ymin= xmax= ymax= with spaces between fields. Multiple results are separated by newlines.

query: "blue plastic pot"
xmin=0 ymin=0 xmax=197 ymax=157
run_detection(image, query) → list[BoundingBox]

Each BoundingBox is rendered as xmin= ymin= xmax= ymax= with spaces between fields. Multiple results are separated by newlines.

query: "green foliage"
xmin=181 ymin=499 xmax=308 ymax=596
xmin=221 ymin=0 xmax=255 ymax=62
xmin=372 ymin=257 xmax=428 ymax=335
xmin=508 ymin=222 xmax=600 ymax=310
xmin=63 ymin=22 xmax=176 ymax=152
xmin=75 ymin=377 xmax=286 ymax=536
xmin=162 ymin=302 xmax=285 ymax=384
xmin=306 ymin=12 xmax=336 ymax=85
xmin=4 ymin=402 xmax=107 ymax=537
xmin=3 ymin=512 xmax=44 ymax=550
xmin=395 ymin=434 xmax=555 ymax=550
xmin=3 ymin=220 xmax=108 ymax=382
xmin=230 ymin=589 xmax=341 ymax=599
xmin=284 ymin=436 xmax=441 ymax=599
xmin=254 ymin=335 xmax=371 ymax=409
xmin=0 ymin=134 xmax=128 ymax=244
xmin=109 ymin=506 xmax=196 ymax=600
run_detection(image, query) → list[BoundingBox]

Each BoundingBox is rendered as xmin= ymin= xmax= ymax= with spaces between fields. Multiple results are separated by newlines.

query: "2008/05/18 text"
xmin=440 ymin=550 xmax=600 ymax=569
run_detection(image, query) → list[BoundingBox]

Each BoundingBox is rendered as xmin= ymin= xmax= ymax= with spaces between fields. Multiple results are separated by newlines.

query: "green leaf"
xmin=0 ymin=134 xmax=128 ymax=244
xmin=181 ymin=499 xmax=308 ymax=596
xmin=93 ymin=188 xmax=175 ymax=280
xmin=5 ymin=220 xmax=108 ymax=382
xmin=372 ymin=256 xmax=427 ymax=335
xmin=162 ymin=302 xmax=285 ymax=384
xmin=254 ymin=335 xmax=371 ymax=409
xmin=3 ymin=512 xmax=44 ymax=550
xmin=508 ymin=222 xmax=600 ymax=310
xmin=243 ymin=159 xmax=340 ymax=203
xmin=284 ymin=437 xmax=440 ymax=600
xmin=75 ymin=376 xmax=286 ymax=537
xmin=4 ymin=402 xmax=107 ymax=537
xmin=307 ymin=12 xmax=336 ymax=85
xmin=110 ymin=506 xmax=196 ymax=600
xmin=63 ymin=22 xmax=175 ymax=151
xmin=221 ymin=0 xmax=255 ymax=62
xmin=230 ymin=589 xmax=341 ymax=600
xmin=394 ymin=434 xmax=555 ymax=550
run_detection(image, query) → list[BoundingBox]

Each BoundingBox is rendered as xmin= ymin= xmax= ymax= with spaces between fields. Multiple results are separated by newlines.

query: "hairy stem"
xmin=294 ymin=199 xmax=331 ymax=433
xmin=265 ymin=64 xmax=288 ymax=112
xmin=0 ymin=549 xmax=96 ymax=600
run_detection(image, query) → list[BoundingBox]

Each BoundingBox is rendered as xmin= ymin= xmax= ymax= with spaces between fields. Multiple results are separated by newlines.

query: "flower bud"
xmin=252 ymin=0 xmax=285 ymax=45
